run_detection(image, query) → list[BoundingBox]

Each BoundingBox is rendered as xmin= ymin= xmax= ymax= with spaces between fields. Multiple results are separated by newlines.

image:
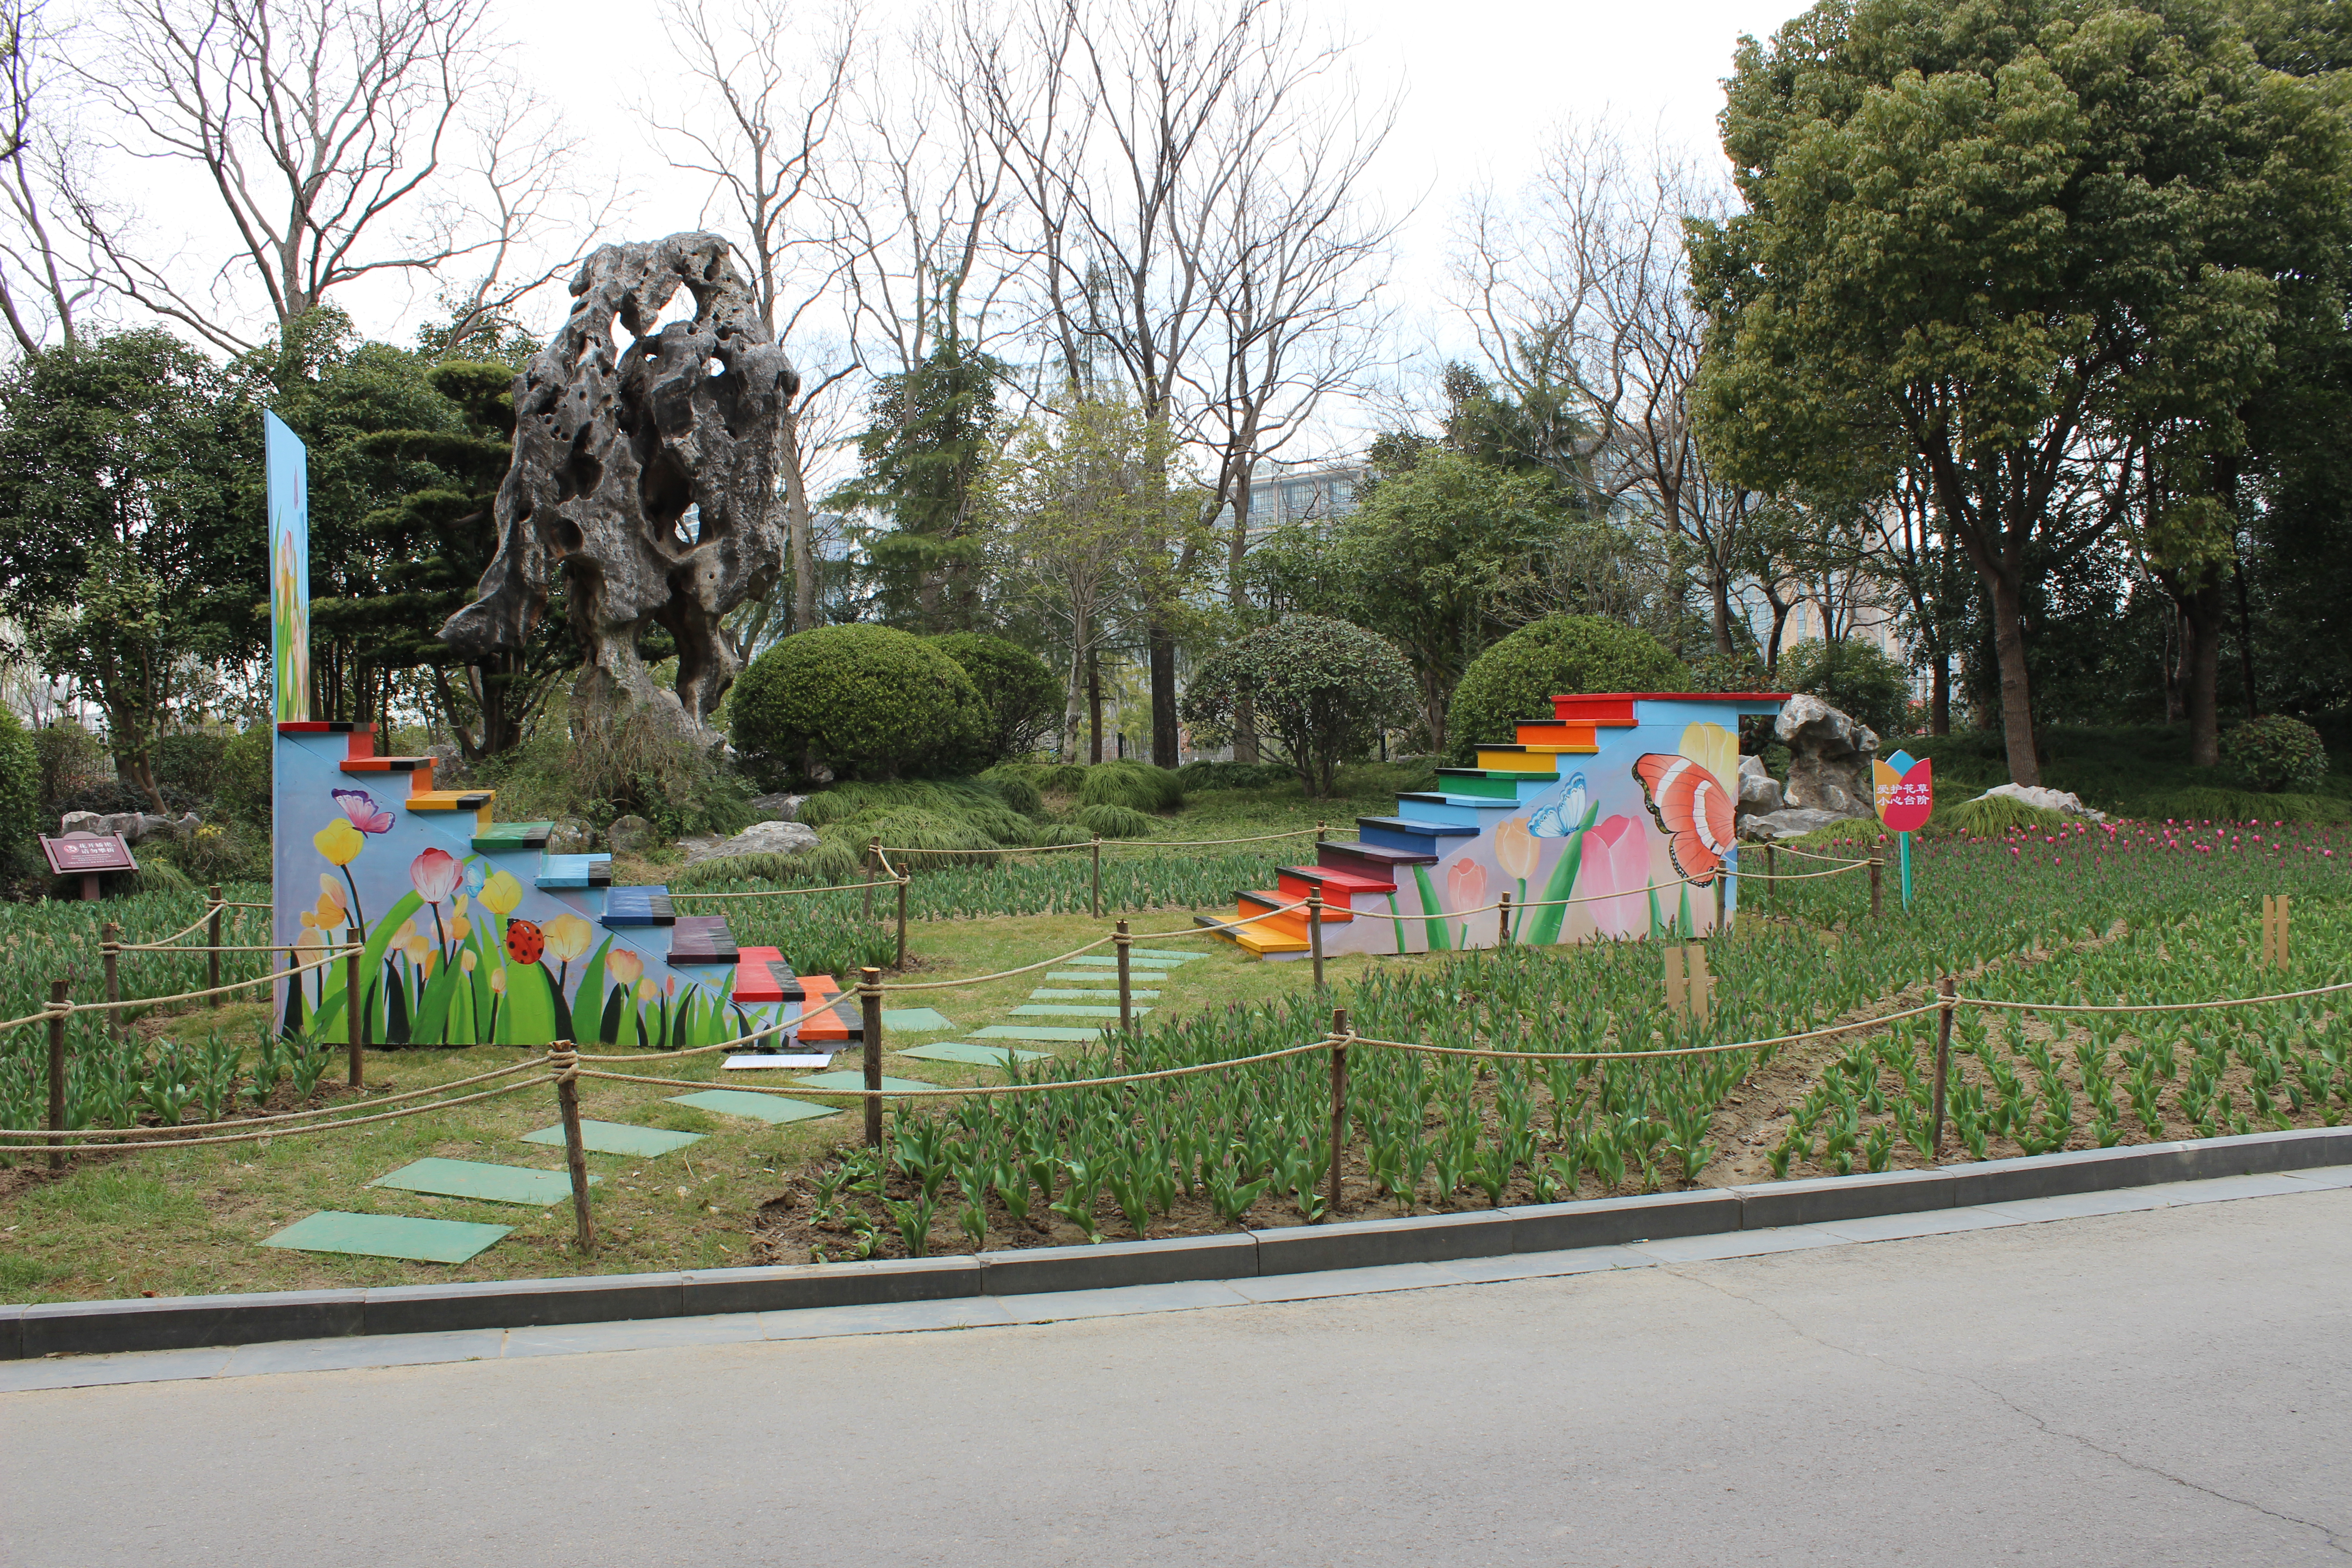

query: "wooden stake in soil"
xmin=1713 ymin=872 xmax=1727 ymax=936
xmin=101 ymin=922 xmax=122 ymax=1044
xmin=1325 ymin=1007 xmax=1349 ymax=1224
xmin=345 ymin=948 xmax=366 ymax=1088
xmin=1307 ymin=889 xmax=1326 ymax=990
xmin=1498 ymin=889 xmax=1513 ymax=946
xmin=1930 ymin=974 xmax=1956 ymax=1158
xmin=1869 ymin=855 xmax=1883 ymax=921
xmin=863 ymin=838 xmax=880 ymax=920
xmin=552 ymin=1047 xmax=595 ymax=1255
xmin=207 ymin=887 xmax=223 ymax=1004
xmin=46 ymin=979 xmax=66 ymax=1172
xmin=1663 ymin=944 xmax=1713 ymax=1023
xmin=1765 ymin=845 xmax=1776 ymax=913
xmin=1115 ymin=919 xmax=1133 ymax=1032
xmin=859 ymin=966 xmax=885 ymax=1149
xmin=2263 ymin=894 xmax=2291 ymax=970
xmin=895 ymin=875 xmax=909 ymax=969
xmin=1090 ymin=834 xmax=1103 ymax=918
xmin=1315 ymin=821 xmax=1327 ymax=846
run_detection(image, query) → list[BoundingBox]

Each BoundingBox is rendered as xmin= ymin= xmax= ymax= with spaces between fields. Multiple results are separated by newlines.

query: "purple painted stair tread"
xmin=667 ymin=916 xmax=739 ymax=964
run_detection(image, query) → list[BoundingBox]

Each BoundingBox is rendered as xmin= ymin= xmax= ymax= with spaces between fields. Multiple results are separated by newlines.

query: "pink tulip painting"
xmin=410 ymin=848 xmax=462 ymax=905
xmin=332 ymin=788 xmax=395 ymax=835
xmin=1582 ymin=814 xmax=1652 ymax=938
xmin=1446 ymin=856 xmax=1489 ymax=946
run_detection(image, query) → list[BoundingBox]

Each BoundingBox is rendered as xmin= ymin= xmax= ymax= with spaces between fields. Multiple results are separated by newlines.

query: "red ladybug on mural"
xmin=504 ymin=919 xmax=545 ymax=965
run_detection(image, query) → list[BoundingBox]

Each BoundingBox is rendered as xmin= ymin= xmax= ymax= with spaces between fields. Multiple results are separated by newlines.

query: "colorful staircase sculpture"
xmin=272 ymin=721 xmax=844 ymax=1050
xmin=1202 ymin=690 xmax=1787 ymax=958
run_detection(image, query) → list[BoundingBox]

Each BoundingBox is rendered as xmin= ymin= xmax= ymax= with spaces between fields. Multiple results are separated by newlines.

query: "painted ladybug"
xmin=504 ymin=919 xmax=545 ymax=965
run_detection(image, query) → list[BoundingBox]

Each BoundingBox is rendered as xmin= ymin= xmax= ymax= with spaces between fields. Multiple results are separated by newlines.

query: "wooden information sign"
xmin=39 ymin=833 xmax=137 ymax=901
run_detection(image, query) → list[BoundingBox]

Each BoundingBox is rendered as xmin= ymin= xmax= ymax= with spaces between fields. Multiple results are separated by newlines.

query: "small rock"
xmin=1736 ymin=754 xmax=1784 ymax=818
xmin=59 ymin=811 xmax=103 ymax=837
xmin=1739 ymin=807 xmax=1858 ymax=842
xmin=545 ymin=818 xmax=594 ymax=854
xmin=683 ymin=819 xmax=820 ymax=864
xmin=745 ymin=792 xmax=807 ymax=823
xmin=171 ymin=812 xmax=201 ymax=842
xmin=1975 ymin=783 xmax=2107 ymax=823
xmin=605 ymin=814 xmax=657 ymax=854
xmin=133 ymin=813 xmax=174 ymax=844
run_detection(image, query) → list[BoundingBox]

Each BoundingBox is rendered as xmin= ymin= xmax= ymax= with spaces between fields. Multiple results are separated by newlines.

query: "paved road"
xmin=5 ymin=1189 xmax=2351 ymax=1567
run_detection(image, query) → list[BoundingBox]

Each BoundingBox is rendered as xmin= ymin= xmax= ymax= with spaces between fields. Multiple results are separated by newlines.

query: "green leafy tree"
xmin=1182 ymin=616 xmax=1416 ymax=798
xmin=1692 ymin=0 xmax=2352 ymax=784
xmin=31 ymin=544 xmax=208 ymax=812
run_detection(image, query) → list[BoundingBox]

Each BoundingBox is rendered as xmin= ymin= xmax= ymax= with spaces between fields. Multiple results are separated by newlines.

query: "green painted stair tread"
xmin=878 ymin=1007 xmax=955 ymax=1032
xmin=521 ymin=1120 xmax=704 ymax=1158
xmin=1029 ymin=987 xmax=1161 ymax=1000
xmin=974 ymin=1024 xmax=1103 ymax=1042
xmin=793 ymin=1070 xmax=937 ymax=1093
xmin=1044 ymin=970 xmax=1161 ymax=984
xmin=369 ymin=1157 xmax=597 ymax=1207
xmin=261 ymin=1211 xmax=511 ymax=1264
xmin=668 ymin=1089 xmax=839 ymax=1124
xmin=1012 ymin=1004 xmax=1152 ymax=1018
xmin=1125 ymin=950 xmax=1203 ymax=961
xmin=1060 ymin=955 xmax=1189 ymax=970
xmin=897 ymin=1041 xmax=1051 ymax=1066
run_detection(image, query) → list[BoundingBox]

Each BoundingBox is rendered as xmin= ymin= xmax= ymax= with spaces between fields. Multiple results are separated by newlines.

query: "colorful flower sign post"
xmin=1872 ymin=750 xmax=1934 ymax=909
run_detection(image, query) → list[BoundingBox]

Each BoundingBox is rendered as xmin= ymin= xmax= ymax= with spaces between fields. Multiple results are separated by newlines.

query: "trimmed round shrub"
xmin=0 ymin=705 xmax=38 ymax=872
xmin=1074 ymin=802 xmax=1156 ymax=838
xmin=1444 ymin=616 xmax=1687 ymax=764
xmin=1079 ymin=760 xmax=1184 ymax=812
xmin=931 ymin=633 xmax=1062 ymax=763
xmin=2224 ymin=715 xmax=2328 ymax=794
xmin=731 ymin=626 xmax=989 ymax=782
xmin=1776 ymin=638 xmax=1913 ymax=740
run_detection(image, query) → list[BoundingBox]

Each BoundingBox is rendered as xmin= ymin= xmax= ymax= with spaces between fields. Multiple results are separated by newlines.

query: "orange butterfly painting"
xmin=1632 ymin=753 xmax=1735 ymax=886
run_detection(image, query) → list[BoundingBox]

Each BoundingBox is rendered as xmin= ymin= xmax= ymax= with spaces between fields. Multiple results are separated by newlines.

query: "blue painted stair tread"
xmin=899 ymin=1041 xmax=1051 ymax=1066
xmin=794 ymin=1070 xmax=937 ymax=1093
xmin=879 ymin=1007 xmax=955 ymax=1032
xmin=668 ymin=1088 xmax=839 ymax=1124
xmin=368 ymin=1157 xmax=598 ymax=1207
xmin=975 ymin=1024 xmax=1103 ymax=1043
xmin=1030 ymin=987 xmax=1161 ymax=999
xmin=603 ymin=885 xmax=676 ymax=926
xmin=261 ymin=1211 xmax=510 ymax=1264
xmin=536 ymin=853 xmax=612 ymax=889
xmin=668 ymin=916 xmax=739 ymax=963
xmin=521 ymin=1120 xmax=703 ymax=1157
xmin=722 ymin=1052 xmax=833 ymax=1070
xmin=1013 ymin=1004 xmax=1151 ymax=1018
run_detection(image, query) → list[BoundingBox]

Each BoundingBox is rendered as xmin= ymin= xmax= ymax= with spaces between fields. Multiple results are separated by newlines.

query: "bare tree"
xmin=0 ymin=0 xmax=94 ymax=353
xmin=66 ymin=0 xmax=582 ymax=354
xmin=1455 ymin=120 xmax=1755 ymax=657
xmin=647 ymin=0 xmax=859 ymax=641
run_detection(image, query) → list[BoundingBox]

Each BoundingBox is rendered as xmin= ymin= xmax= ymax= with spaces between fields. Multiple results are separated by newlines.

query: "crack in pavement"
xmin=1660 ymin=1259 xmax=2352 ymax=1556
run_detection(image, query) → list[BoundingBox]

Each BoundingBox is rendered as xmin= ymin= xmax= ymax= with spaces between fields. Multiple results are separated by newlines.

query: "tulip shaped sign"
xmin=1873 ymin=750 xmax=1932 ymax=909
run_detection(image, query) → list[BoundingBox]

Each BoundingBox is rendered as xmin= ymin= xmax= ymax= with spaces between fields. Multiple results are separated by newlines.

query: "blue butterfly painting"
xmin=1526 ymin=771 xmax=1588 ymax=838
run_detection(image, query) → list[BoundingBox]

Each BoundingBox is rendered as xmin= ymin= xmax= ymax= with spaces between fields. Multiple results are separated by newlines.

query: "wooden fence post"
xmin=345 ymin=947 xmax=366 ymax=1088
xmin=101 ymin=922 xmax=122 ymax=1044
xmin=1765 ymin=844 xmax=1776 ymax=914
xmin=1498 ymin=889 xmax=1513 ymax=946
xmin=1307 ymin=889 xmax=1326 ymax=990
xmin=860 ymin=966 xmax=884 ymax=1149
xmin=1324 ymin=1007 xmax=1349 ymax=1224
xmin=1115 ymin=920 xmax=1133 ymax=1033
xmin=896 ymin=875 xmax=909 ymax=970
xmin=1869 ymin=855 xmax=1883 ymax=921
xmin=207 ymin=886 xmax=223 ymax=1005
xmin=1090 ymin=835 xmax=1103 ymax=918
xmin=1714 ymin=873 xmax=1727 ymax=936
xmin=863 ymin=839 xmax=880 ymax=920
xmin=552 ymin=1047 xmax=595 ymax=1254
xmin=1315 ymin=821 xmax=1327 ymax=846
xmin=47 ymin=979 xmax=67 ymax=1172
xmin=1931 ymin=974 xmax=1956 ymax=1158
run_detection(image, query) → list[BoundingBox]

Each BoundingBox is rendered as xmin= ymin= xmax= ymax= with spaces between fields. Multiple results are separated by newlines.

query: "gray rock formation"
xmin=682 ymin=819 xmax=819 ymax=865
xmin=1736 ymin=754 xmax=1784 ymax=819
xmin=745 ymin=792 xmax=807 ymax=823
xmin=1739 ymin=807 xmax=1856 ymax=842
xmin=59 ymin=811 xmax=102 ymax=837
xmin=606 ymin=815 xmax=657 ymax=855
xmin=1975 ymin=783 xmax=2107 ymax=823
xmin=438 ymin=232 xmax=799 ymax=742
xmin=79 ymin=811 xmax=194 ymax=845
xmin=1776 ymin=695 xmax=1879 ymax=819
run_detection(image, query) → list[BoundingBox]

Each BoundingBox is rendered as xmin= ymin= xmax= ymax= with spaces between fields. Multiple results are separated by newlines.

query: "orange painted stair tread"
xmin=1238 ymin=888 xmax=1352 ymax=923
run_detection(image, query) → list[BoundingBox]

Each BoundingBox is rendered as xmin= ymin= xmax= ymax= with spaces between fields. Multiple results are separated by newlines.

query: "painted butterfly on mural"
xmin=1526 ymin=771 xmax=1589 ymax=838
xmin=1632 ymin=754 xmax=1735 ymax=886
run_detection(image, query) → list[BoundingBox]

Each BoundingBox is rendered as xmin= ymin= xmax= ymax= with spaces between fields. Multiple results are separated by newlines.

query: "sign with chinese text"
xmin=1872 ymin=751 xmax=1934 ymax=833
xmin=39 ymin=833 xmax=137 ymax=874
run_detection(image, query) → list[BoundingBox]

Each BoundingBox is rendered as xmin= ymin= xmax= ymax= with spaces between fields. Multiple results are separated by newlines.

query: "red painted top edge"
xmin=1549 ymin=692 xmax=1793 ymax=702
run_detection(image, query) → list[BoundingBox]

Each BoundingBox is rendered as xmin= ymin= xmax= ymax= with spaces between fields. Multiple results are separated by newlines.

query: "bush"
xmin=1074 ymin=802 xmax=1156 ymax=838
xmin=931 ymin=633 xmax=1062 ymax=762
xmin=154 ymin=732 xmax=229 ymax=796
xmin=1183 ymin=616 xmax=1416 ymax=798
xmin=218 ymin=724 xmax=272 ymax=825
xmin=2224 ymin=715 xmax=2328 ymax=794
xmin=977 ymin=767 xmax=1044 ymax=818
xmin=1444 ymin=616 xmax=1688 ymax=764
xmin=1078 ymin=760 xmax=1184 ymax=813
xmin=1940 ymin=793 xmax=2072 ymax=837
xmin=150 ymin=819 xmax=270 ymax=883
xmin=1775 ymin=639 xmax=1913 ymax=740
xmin=0 ymin=706 xmax=37 ymax=871
xmin=731 ymin=625 xmax=988 ymax=783
xmin=1176 ymin=759 xmax=1297 ymax=791
xmin=31 ymin=720 xmax=109 ymax=813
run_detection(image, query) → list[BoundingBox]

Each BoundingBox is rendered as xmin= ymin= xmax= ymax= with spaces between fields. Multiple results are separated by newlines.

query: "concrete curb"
xmin=9 ymin=1126 xmax=2349 ymax=1362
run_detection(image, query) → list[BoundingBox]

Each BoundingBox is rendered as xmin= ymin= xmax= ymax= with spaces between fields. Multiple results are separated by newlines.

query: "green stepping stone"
xmin=1128 ymin=950 xmax=1203 ymax=961
xmin=1029 ymin=988 xmax=1160 ymax=1000
xmin=1012 ymin=1003 xmax=1151 ymax=1018
xmin=522 ymin=1120 xmax=704 ymax=1158
xmin=669 ymin=1089 xmax=839 ymax=1124
xmin=793 ymin=1070 xmax=937 ymax=1093
xmin=1062 ymin=955 xmax=1188 ymax=970
xmin=879 ymin=1007 xmax=956 ymax=1032
xmin=898 ymin=1041 xmax=1051 ymax=1067
xmin=370 ymin=1157 xmax=595 ymax=1207
xmin=975 ymin=1024 xmax=1102 ymax=1042
xmin=262 ymin=1211 xmax=510 ymax=1264
xmin=1044 ymin=970 xmax=1156 ymax=984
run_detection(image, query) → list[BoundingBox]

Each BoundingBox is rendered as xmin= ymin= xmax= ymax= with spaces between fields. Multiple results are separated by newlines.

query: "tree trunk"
xmin=2178 ymin=568 xmax=2226 ymax=767
xmin=1984 ymin=568 xmax=2041 ymax=786
xmin=1060 ymin=615 xmax=1088 ymax=761
xmin=1710 ymin=566 xmax=1737 ymax=657
xmin=2232 ymin=548 xmax=2258 ymax=719
xmin=1929 ymin=651 xmax=1950 ymax=736
xmin=783 ymin=408 xmax=817 ymax=635
xmin=1088 ymin=650 xmax=1103 ymax=765
xmin=1229 ymin=470 xmax=1259 ymax=763
xmin=1148 ymin=622 xmax=1179 ymax=767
